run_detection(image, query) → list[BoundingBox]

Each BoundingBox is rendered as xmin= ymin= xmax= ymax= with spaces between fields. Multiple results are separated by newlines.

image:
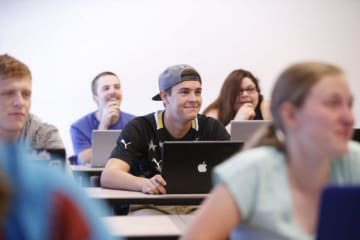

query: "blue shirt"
xmin=70 ymin=111 xmax=135 ymax=155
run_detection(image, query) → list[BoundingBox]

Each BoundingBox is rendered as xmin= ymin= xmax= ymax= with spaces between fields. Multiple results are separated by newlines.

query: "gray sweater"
xmin=20 ymin=113 xmax=64 ymax=149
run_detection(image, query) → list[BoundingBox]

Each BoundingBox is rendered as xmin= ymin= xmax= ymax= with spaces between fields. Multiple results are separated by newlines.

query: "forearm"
xmin=97 ymin=121 xmax=110 ymax=130
xmin=78 ymin=149 xmax=92 ymax=165
xmin=100 ymin=167 xmax=147 ymax=191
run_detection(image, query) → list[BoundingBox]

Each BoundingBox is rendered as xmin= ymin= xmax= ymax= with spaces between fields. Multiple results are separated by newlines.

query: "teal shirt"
xmin=213 ymin=141 xmax=360 ymax=240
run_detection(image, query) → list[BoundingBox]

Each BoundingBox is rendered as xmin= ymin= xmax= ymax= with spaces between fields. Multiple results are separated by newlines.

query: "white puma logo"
xmin=120 ymin=139 xmax=131 ymax=149
xmin=152 ymin=158 xmax=162 ymax=172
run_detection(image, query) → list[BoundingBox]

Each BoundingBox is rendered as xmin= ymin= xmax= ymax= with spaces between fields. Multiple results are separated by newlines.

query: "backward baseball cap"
xmin=152 ymin=64 xmax=202 ymax=101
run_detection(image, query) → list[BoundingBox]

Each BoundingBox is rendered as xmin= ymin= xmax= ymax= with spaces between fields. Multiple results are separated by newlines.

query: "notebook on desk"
xmin=91 ymin=130 xmax=121 ymax=167
xmin=161 ymin=141 xmax=243 ymax=194
xmin=316 ymin=185 xmax=360 ymax=240
xmin=32 ymin=148 xmax=66 ymax=171
xmin=230 ymin=120 xmax=271 ymax=142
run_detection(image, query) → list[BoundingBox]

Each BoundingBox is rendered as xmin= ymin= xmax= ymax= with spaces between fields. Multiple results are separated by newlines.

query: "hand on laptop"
xmin=142 ymin=174 xmax=167 ymax=194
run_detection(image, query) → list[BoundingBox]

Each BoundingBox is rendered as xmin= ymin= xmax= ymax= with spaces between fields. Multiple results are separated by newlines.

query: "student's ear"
xmin=92 ymin=95 xmax=99 ymax=105
xmin=278 ymin=102 xmax=298 ymax=128
xmin=160 ymin=91 xmax=169 ymax=105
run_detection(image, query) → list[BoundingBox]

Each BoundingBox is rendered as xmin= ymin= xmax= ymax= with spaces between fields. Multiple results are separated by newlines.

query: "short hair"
xmin=91 ymin=71 xmax=118 ymax=96
xmin=0 ymin=54 xmax=31 ymax=81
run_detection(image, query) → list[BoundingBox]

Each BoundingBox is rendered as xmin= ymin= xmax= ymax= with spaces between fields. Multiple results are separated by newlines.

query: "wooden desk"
xmin=103 ymin=214 xmax=194 ymax=239
xmin=86 ymin=187 xmax=207 ymax=205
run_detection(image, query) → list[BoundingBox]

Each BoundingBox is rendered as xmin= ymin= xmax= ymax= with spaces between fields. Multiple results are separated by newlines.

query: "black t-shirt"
xmin=110 ymin=111 xmax=230 ymax=177
xmin=254 ymin=104 xmax=264 ymax=120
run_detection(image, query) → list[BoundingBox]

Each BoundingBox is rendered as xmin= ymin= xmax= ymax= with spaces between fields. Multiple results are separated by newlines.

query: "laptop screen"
xmin=316 ymin=185 xmax=360 ymax=240
xmin=230 ymin=120 xmax=271 ymax=142
xmin=91 ymin=130 xmax=121 ymax=167
xmin=161 ymin=141 xmax=243 ymax=194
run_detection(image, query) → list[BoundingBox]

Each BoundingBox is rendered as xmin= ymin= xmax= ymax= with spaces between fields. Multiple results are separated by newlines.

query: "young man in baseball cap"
xmin=100 ymin=64 xmax=229 ymax=214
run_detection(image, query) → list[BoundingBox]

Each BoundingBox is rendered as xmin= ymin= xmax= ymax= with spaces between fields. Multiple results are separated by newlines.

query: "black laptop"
xmin=161 ymin=141 xmax=243 ymax=194
xmin=352 ymin=128 xmax=360 ymax=142
xmin=316 ymin=185 xmax=360 ymax=240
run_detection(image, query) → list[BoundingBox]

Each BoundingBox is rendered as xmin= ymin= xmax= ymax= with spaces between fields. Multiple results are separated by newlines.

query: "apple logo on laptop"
xmin=197 ymin=161 xmax=207 ymax=173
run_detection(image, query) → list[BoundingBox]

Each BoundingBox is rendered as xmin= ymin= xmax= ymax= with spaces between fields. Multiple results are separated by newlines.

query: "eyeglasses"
xmin=239 ymin=87 xmax=257 ymax=95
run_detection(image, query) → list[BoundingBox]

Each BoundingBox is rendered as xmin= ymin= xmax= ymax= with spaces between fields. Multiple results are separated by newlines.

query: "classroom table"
xmin=71 ymin=165 xmax=103 ymax=186
xmin=85 ymin=187 xmax=207 ymax=206
xmin=103 ymin=214 xmax=194 ymax=240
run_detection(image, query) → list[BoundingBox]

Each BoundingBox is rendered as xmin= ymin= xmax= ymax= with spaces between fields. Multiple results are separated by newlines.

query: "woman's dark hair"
xmin=203 ymin=69 xmax=263 ymax=126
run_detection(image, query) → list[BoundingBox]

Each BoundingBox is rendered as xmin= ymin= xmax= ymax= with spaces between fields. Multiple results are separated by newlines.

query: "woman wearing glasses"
xmin=203 ymin=69 xmax=271 ymax=132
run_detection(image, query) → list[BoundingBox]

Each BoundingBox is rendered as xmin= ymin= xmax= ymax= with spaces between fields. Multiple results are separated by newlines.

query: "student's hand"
xmin=142 ymin=174 xmax=167 ymax=194
xmin=99 ymin=101 xmax=120 ymax=129
xmin=234 ymin=103 xmax=256 ymax=120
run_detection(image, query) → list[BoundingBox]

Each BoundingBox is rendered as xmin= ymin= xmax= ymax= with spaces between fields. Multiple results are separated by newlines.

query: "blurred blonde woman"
xmin=182 ymin=62 xmax=360 ymax=240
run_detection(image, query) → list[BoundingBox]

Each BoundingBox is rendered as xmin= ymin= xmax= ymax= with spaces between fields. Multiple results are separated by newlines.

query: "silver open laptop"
xmin=230 ymin=120 xmax=271 ymax=142
xmin=91 ymin=130 xmax=121 ymax=167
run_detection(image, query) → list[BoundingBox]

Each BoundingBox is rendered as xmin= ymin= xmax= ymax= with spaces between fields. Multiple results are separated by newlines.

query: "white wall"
xmin=1 ymin=0 xmax=360 ymax=156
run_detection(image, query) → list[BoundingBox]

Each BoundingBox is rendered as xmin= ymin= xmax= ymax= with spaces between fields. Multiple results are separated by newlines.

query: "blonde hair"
xmin=246 ymin=62 xmax=344 ymax=151
xmin=0 ymin=54 xmax=31 ymax=81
